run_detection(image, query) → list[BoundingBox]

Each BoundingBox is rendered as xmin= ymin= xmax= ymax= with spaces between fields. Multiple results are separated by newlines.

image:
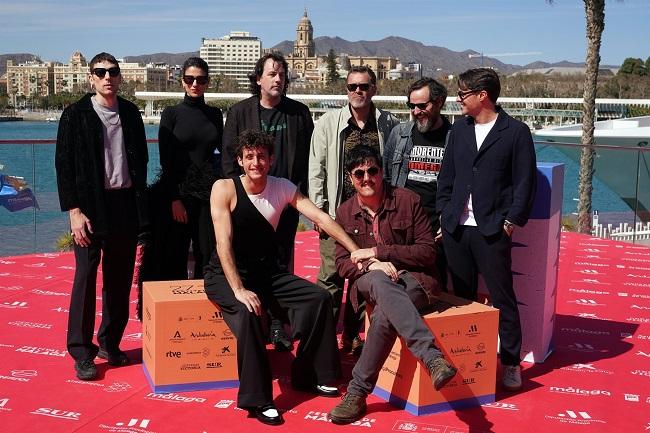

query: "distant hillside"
xmin=0 ymin=53 xmax=43 ymax=75
xmin=123 ymin=52 xmax=199 ymax=67
xmin=523 ymin=60 xmax=619 ymax=69
xmin=272 ymin=36 xmax=521 ymax=76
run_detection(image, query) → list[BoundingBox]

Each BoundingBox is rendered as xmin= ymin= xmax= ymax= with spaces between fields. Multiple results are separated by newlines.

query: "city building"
xmin=53 ymin=51 xmax=88 ymax=94
xmin=286 ymin=10 xmax=321 ymax=82
xmin=6 ymin=60 xmax=54 ymax=106
xmin=199 ymin=31 xmax=262 ymax=89
xmin=118 ymin=61 xmax=169 ymax=91
xmin=347 ymin=56 xmax=398 ymax=80
xmin=388 ymin=62 xmax=423 ymax=81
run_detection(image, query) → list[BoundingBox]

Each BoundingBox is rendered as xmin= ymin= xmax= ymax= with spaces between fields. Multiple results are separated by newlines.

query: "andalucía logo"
xmin=544 ymin=409 xmax=605 ymax=425
xmin=171 ymin=284 xmax=204 ymax=295
xmin=450 ymin=345 xmax=471 ymax=355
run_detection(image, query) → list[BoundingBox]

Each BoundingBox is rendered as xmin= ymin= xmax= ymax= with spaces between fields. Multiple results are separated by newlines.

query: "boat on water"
xmin=534 ymin=116 xmax=650 ymax=217
xmin=45 ymin=116 xmax=58 ymax=122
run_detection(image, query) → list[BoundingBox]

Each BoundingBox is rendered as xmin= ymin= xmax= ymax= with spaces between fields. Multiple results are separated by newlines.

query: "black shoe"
xmin=248 ymin=404 xmax=284 ymax=426
xmin=293 ymin=383 xmax=340 ymax=397
xmin=74 ymin=359 xmax=97 ymax=380
xmin=270 ymin=328 xmax=292 ymax=352
xmin=426 ymin=357 xmax=457 ymax=391
xmin=98 ymin=348 xmax=130 ymax=366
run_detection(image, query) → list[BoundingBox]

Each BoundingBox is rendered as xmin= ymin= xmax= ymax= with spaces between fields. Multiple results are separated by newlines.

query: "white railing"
xmin=592 ymin=221 xmax=650 ymax=242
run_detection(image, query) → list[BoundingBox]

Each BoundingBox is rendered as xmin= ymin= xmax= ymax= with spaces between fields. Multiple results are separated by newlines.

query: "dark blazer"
xmin=221 ymin=95 xmax=314 ymax=195
xmin=436 ymin=108 xmax=536 ymax=237
xmin=55 ymin=93 xmax=149 ymax=235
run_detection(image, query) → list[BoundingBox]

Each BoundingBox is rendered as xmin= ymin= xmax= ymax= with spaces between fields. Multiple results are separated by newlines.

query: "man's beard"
xmin=415 ymin=116 xmax=434 ymax=133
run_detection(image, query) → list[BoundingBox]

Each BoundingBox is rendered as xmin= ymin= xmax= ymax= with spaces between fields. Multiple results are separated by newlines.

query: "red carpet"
xmin=1 ymin=231 xmax=649 ymax=433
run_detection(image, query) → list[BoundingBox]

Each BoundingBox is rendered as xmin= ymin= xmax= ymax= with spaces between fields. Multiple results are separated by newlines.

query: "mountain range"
xmin=2 ymin=36 xmax=617 ymax=77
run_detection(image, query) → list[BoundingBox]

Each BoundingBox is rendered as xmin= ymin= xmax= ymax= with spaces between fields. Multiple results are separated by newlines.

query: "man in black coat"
xmin=55 ymin=52 xmax=149 ymax=381
xmin=436 ymin=68 xmax=536 ymax=392
xmin=221 ymin=53 xmax=314 ymax=351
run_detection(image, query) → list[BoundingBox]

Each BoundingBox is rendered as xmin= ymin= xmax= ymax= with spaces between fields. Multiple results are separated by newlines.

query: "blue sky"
xmin=1 ymin=0 xmax=647 ymax=67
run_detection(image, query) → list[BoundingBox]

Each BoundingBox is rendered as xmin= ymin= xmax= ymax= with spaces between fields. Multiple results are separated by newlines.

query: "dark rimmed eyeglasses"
xmin=92 ymin=67 xmax=120 ymax=78
xmin=183 ymin=75 xmax=209 ymax=85
xmin=406 ymin=101 xmax=431 ymax=110
xmin=457 ymin=89 xmax=479 ymax=101
xmin=351 ymin=166 xmax=380 ymax=180
xmin=346 ymin=83 xmax=372 ymax=92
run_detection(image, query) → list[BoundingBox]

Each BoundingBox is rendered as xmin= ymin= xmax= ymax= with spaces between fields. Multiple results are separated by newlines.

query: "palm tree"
xmin=547 ymin=0 xmax=605 ymax=233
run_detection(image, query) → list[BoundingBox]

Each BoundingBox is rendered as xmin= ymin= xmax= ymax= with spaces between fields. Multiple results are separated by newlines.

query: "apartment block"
xmin=199 ymin=31 xmax=262 ymax=90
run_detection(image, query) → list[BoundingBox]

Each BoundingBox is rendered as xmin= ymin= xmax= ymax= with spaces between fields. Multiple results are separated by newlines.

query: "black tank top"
xmin=205 ymin=176 xmax=285 ymax=284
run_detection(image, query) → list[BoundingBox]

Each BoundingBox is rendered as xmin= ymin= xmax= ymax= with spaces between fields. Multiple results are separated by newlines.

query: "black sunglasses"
xmin=457 ymin=89 xmax=478 ymax=101
xmin=183 ymin=75 xmax=209 ymax=85
xmin=346 ymin=83 xmax=372 ymax=92
xmin=351 ymin=166 xmax=380 ymax=179
xmin=406 ymin=101 xmax=431 ymax=110
xmin=92 ymin=67 xmax=120 ymax=78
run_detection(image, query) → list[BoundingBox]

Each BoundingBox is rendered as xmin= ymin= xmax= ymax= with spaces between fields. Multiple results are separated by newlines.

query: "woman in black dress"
xmin=157 ymin=57 xmax=223 ymax=279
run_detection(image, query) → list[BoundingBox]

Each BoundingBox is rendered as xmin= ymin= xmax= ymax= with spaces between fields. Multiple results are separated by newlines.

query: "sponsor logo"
xmin=0 ymin=397 xmax=12 ymax=412
xmin=627 ymin=317 xmax=650 ymax=323
xmin=98 ymin=418 xmax=152 ymax=433
xmin=483 ymin=402 xmax=519 ymax=411
xmin=570 ymin=299 xmax=604 ymax=306
xmin=221 ymin=346 xmax=231 ymax=354
xmin=145 ymin=392 xmax=206 ymax=403
xmin=569 ymin=288 xmax=610 ymax=295
xmin=463 ymin=377 xmax=476 ymax=385
xmin=165 ymin=350 xmax=181 ymax=358
xmin=637 ymin=351 xmax=650 ymax=358
xmin=450 ymin=346 xmax=471 ymax=356
xmin=545 ymin=410 xmax=605 ymax=425
xmin=565 ymin=342 xmax=609 ymax=353
xmin=145 ymin=307 xmax=151 ymax=321
xmin=180 ymin=363 xmax=200 ymax=371
xmin=190 ymin=330 xmax=217 ymax=339
xmin=30 ymin=288 xmax=67 ymax=296
xmin=15 ymin=346 xmax=66 ymax=357
xmin=170 ymin=331 xmax=184 ymax=342
xmin=561 ymin=363 xmax=613 ymax=375
xmin=631 ymin=370 xmax=650 ymax=377
xmin=475 ymin=342 xmax=486 ymax=354
xmin=123 ymin=333 xmax=142 ymax=342
xmin=439 ymin=328 xmax=461 ymax=338
xmin=0 ymin=285 xmax=22 ymax=291
xmin=30 ymin=407 xmax=81 ymax=421
xmin=305 ymin=411 xmax=376 ymax=427
xmin=8 ymin=320 xmax=52 ymax=329
xmin=214 ymin=399 xmax=235 ymax=409
xmin=381 ymin=366 xmax=403 ymax=379
xmin=576 ymin=269 xmax=604 ymax=275
xmin=576 ymin=313 xmax=611 ymax=320
xmin=571 ymin=278 xmax=610 ymax=285
xmin=632 ymin=304 xmax=650 ymax=310
xmin=0 ymin=301 xmax=28 ymax=309
xmin=624 ymin=394 xmax=640 ymax=402
xmin=549 ymin=386 xmax=611 ymax=396
xmin=51 ymin=307 xmax=69 ymax=313
xmin=11 ymin=369 xmax=37 ymax=378
xmin=560 ymin=327 xmax=610 ymax=336
xmin=177 ymin=314 xmax=201 ymax=322
xmin=574 ymin=262 xmax=609 ymax=267
xmin=171 ymin=284 xmax=204 ymax=295
xmin=624 ymin=282 xmax=650 ymax=288
xmin=104 ymin=382 xmax=132 ymax=393
xmin=206 ymin=362 xmax=222 ymax=369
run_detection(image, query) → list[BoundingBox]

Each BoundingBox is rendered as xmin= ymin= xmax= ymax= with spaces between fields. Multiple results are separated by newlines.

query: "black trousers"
xmin=67 ymin=189 xmax=138 ymax=362
xmin=164 ymin=197 xmax=215 ymax=279
xmin=205 ymin=272 xmax=341 ymax=408
xmin=442 ymin=225 xmax=522 ymax=366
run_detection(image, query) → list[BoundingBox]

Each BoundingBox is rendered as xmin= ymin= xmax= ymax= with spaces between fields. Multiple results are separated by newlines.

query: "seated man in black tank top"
xmin=204 ymin=130 xmax=360 ymax=426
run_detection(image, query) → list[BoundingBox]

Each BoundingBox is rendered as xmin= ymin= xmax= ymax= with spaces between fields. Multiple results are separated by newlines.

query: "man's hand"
xmin=435 ymin=228 xmax=443 ymax=243
xmin=172 ymin=200 xmax=188 ymax=224
xmin=69 ymin=208 xmax=92 ymax=247
xmin=368 ymin=261 xmax=398 ymax=282
xmin=351 ymin=247 xmax=376 ymax=264
xmin=233 ymin=288 xmax=262 ymax=316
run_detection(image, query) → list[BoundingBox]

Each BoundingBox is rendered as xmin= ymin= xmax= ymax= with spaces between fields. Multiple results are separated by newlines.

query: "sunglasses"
xmin=92 ymin=67 xmax=120 ymax=78
xmin=346 ymin=83 xmax=372 ymax=92
xmin=457 ymin=89 xmax=478 ymax=101
xmin=406 ymin=101 xmax=431 ymax=110
xmin=351 ymin=166 xmax=380 ymax=180
xmin=183 ymin=75 xmax=209 ymax=85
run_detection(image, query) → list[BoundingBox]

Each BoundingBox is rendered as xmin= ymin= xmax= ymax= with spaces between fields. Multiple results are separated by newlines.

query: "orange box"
xmin=142 ymin=280 xmax=239 ymax=393
xmin=372 ymin=293 xmax=499 ymax=415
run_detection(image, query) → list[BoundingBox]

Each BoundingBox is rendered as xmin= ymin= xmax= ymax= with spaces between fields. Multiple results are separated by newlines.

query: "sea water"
xmin=0 ymin=121 xmax=631 ymax=256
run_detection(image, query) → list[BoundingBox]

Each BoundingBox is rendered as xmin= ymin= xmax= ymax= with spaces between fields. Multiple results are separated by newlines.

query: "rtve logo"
xmin=165 ymin=351 xmax=181 ymax=358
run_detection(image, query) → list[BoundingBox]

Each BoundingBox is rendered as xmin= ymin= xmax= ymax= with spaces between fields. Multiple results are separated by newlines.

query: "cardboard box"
xmin=372 ymin=293 xmax=499 ymax=415
xmin=142 ymin=280 xmax=239 ymax=393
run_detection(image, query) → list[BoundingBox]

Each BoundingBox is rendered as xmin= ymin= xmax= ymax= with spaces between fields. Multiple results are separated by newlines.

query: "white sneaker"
xmin=502 ymin=365 xmax=522 ymax=391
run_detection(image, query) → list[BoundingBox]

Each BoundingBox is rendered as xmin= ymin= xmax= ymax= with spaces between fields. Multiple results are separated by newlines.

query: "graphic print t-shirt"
xmin=259 ymin=105 xmax=288 ymax=179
